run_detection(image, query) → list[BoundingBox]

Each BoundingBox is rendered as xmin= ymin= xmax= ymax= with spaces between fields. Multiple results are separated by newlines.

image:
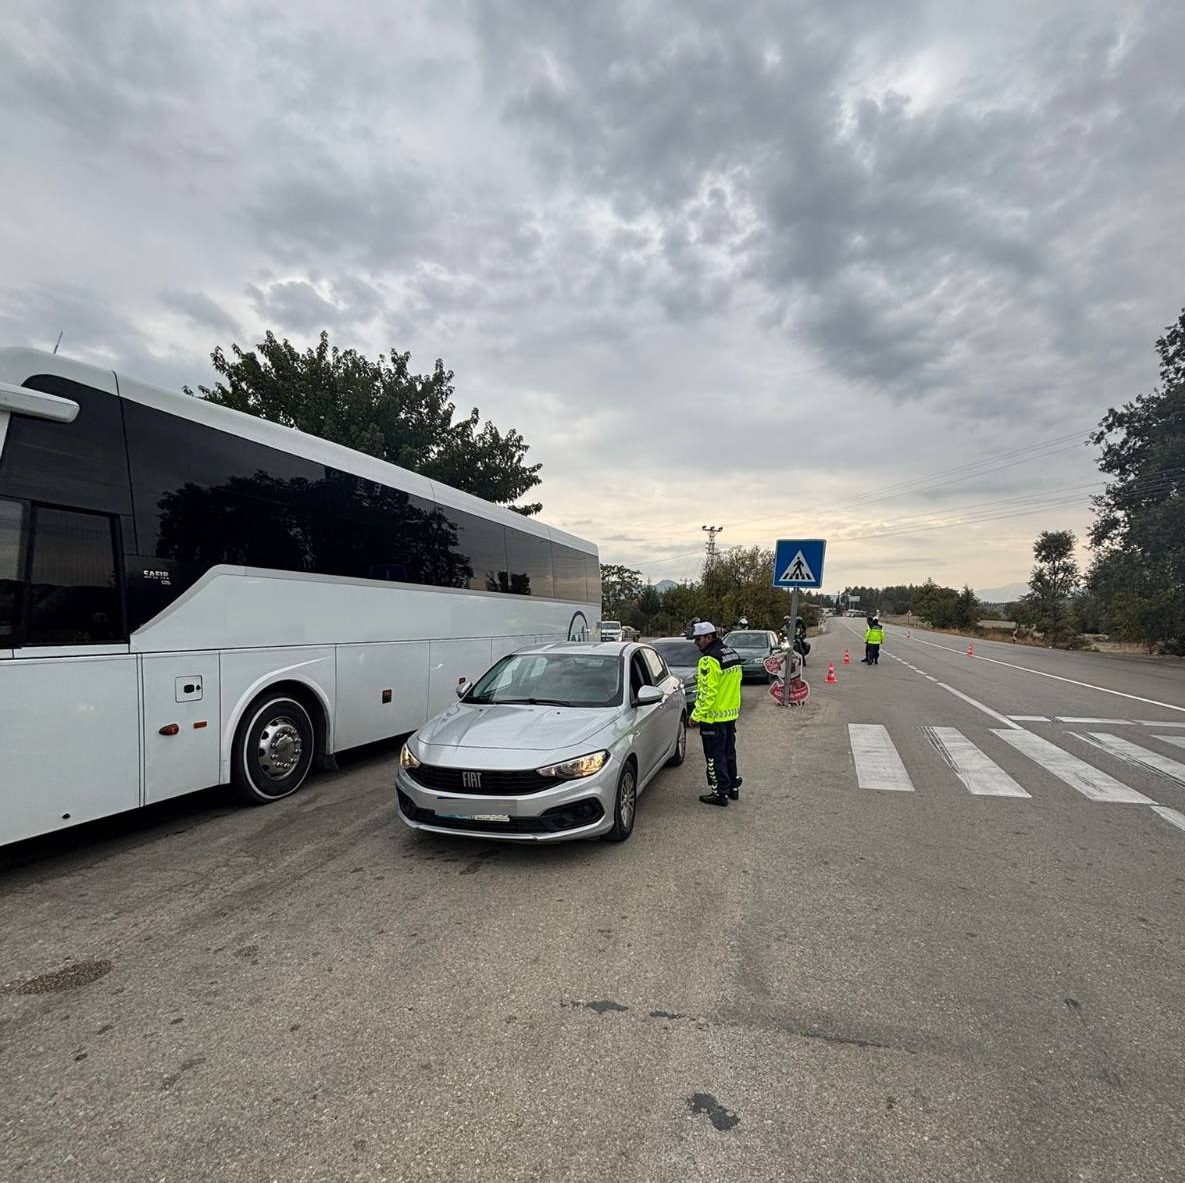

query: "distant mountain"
xmin=654 ymin=580 xmax=678 ymax=593
xmin=976 ymin=582 xmax=1029 ymax=603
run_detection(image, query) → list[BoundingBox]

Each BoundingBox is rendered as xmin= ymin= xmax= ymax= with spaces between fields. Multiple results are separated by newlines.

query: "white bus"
xmin=0 ymin=347 xmax=600 ymax=845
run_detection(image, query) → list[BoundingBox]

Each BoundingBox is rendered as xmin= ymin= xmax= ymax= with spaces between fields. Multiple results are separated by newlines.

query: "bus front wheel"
xmin=232 ymin=693 xmax=316 ymax=805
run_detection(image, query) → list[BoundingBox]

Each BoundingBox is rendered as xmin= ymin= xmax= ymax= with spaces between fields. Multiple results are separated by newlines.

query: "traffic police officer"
xmin=687 ymin=621 xmax=744 ymax=806
xmin=863 ymin=616 xmax=885 ymax=664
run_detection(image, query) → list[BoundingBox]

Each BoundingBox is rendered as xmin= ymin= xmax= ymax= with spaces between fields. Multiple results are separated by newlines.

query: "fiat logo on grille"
xmin=462 ymin=771 xmax=482 ymax=789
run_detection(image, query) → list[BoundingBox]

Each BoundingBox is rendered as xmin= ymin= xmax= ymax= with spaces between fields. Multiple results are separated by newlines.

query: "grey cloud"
xmin=160 ymin=289 xmax=240 ymax=338
xmin=246 ymin=277 xmax=386 ymax=334
xmin=0 ymin=282 xmax=146 ymax=357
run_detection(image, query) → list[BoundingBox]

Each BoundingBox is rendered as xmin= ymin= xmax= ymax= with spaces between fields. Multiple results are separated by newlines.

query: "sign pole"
xmin=785 ymin=586 xmax=799 ymax=708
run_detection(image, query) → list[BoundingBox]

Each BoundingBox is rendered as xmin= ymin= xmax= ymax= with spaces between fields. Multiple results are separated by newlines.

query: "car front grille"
xmin=408 ymin=764 xmax=561 ymax=796
xmin=397 ymin=791 xmax=603 ymax=834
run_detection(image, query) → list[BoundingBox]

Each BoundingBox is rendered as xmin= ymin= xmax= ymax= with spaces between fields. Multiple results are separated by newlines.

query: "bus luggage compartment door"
xmin=0 ymin=654 xmax=141 ymax=844
xmin=142 ymin=653 xmax=222 ymax=803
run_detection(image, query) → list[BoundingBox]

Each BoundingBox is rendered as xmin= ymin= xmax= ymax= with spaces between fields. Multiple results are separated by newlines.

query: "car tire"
xmin=605 ymin=762 xmax=637 ymax=842
xmin=231 ymin=693 xmax=316 ymax=805
xmin=666 ymin=714 xmax=688 ymax=767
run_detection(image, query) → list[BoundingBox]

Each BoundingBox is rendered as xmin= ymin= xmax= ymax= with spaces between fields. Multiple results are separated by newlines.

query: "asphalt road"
xmin=3 ymin=627 xmax=1185 ymax=1182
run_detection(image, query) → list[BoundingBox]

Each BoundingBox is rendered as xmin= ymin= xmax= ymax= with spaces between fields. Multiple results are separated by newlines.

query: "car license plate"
xmin=434 ymin=796 xmax=516 ymax=822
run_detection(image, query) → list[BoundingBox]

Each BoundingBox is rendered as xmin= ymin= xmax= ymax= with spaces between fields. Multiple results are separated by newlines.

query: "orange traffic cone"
xmin=842 ymin=649 xmax=850 ymax=664
xmin=825 ymin=662 xmax=837 ymax=684
xmin=966 ymin=641 xmax=974 ymax=657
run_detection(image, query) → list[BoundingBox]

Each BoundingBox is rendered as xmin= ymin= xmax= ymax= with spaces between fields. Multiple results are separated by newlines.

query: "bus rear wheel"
xmin=232 ymin=693 xmax=316 ymax=805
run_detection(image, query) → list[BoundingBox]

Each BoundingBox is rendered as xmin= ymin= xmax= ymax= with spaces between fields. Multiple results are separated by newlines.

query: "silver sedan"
xmin=395 ymin=642 xmax=687 ymax=843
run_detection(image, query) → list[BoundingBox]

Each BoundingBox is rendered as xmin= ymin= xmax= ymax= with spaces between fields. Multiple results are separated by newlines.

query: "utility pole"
xmin=701 ymin=524 xmax=724 ymax=566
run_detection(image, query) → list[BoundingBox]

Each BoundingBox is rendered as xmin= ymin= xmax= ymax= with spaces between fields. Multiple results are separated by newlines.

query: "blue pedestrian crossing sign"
xmin=772 ymin=539 xmax=826 ymax=588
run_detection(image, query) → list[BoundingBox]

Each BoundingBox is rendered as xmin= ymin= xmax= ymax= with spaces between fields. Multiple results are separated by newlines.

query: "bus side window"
xmin=0 ymin=498 xmax=26 ymax=648
xmin=25 ymin=506 xmax=123 ymax=646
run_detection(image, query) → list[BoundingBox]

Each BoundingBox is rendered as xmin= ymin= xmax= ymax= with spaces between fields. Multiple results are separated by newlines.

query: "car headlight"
xmin=399 ymin=743 xmax=421 ymax=770
xmin=536 ymin=750 xmax=610 ymax=779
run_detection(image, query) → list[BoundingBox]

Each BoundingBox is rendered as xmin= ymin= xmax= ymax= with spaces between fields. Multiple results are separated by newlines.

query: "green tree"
xmin=1023 ymin=530 xmax=1080 ymax=645
xmin=655 ymin=583 xmax=701 ymax=636
xmin=702 ymin=546 xmax=789 ymax=629
xmin=600 ymin=564 xmax=644 ymax=620
xmin=188 ymin=330 xmax=544 ymax=513
xmin=1087 ymin=307 xmax=1185 ymax=653
xmin=913 ymin=579 xmax=960 ymax=628
xmin=952 ymin=585 xmax=981 ymax=629
xmin=636 ymin=584 xmax=662 ymax=635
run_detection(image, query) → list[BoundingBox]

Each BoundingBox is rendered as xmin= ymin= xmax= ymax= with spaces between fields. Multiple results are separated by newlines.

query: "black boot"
xmin=728 ymin=776 xmax=743 ymax=801
xmin=699 ymin=792 xmax=729 ymax=807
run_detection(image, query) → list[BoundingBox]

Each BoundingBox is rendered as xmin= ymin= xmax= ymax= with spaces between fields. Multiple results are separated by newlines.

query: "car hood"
xmin=416 ymin=702 xmax=619 ymax=751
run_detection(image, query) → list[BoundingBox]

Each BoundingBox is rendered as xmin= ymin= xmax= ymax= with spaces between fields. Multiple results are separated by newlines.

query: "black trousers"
xmin=865 ymin=643 xmax=880 ymax=664
xmin=700 ymin=722 xmax=738 ymax=794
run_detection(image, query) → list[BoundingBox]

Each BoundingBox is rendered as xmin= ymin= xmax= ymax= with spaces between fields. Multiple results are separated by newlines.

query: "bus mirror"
xmin=0 ymin=381 xmax=80 ymax=424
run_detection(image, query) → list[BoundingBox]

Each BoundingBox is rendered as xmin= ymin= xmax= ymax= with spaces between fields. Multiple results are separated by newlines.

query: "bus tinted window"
xmin=0 ymin=377 xmax=132 ymax=516
xmin=124 ymin=401 xmax=326 ymax=571
xmin=448 ymin=509 xmax=509 ymax=592
xmin=552 ymin=544 xmax=589 ymax=601
xmin=505 ymin=529 xmax=554 ymax=597
xmin=317 ymin=471 xmax=472 ymax=588
xmin=26 ymin=506 xmax=122 ymax=645
xmin=586 ymin=552 xmax=601 ymax=604
xmin=119 ymin=398 xmax=591 ymax=606
xmin=0 ymin=498 xmax=26 ymax=647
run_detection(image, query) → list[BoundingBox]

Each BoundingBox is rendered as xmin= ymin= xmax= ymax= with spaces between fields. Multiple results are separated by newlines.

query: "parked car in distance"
xmin=601 ymin=620 xmax=624 ymax=641
xmin=648 ymin=636 xmax=703 ymax=710
xmin=396 ymin=642 xmax=686 ymax=843
xmin=724 ymin=629 xmax=784 ymax=682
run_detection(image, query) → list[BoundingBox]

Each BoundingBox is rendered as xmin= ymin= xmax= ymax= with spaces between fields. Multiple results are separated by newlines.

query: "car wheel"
xmin=232 ymin=693 xmax=316 ymax=805
xmin=605 ymin=762 xmax=637 ymax=842
xmin=666 ymin=714 xmax=688 ymax=767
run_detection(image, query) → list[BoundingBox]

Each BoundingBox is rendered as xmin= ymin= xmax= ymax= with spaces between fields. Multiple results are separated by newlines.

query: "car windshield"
xmin=466 ymin=652 xmax=623 ymax=708
xmin=602 ymin=620 xmax=622 ymax=630
xmin=651 ymin=639 xmax=701 ymax=668
xmin=726 ymin=631 xmax=770 ymax=650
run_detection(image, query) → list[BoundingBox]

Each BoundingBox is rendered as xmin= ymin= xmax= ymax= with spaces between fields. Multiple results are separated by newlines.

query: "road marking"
xmin=1079 ymin=732 xmax=1185 ymax=787
xmin=1151 ymin=806 xmax=1185 ymax=834
xmin=993 ymin=729 xmax=1155 ymax=804
xmin=1057 ymin=717 xmax=1132 ymax=725
xmin=848 ymin=724 xmax=915 ymax=792
xmin=927 ymin=727 xmax=1030 ymax=797
xmin=1154 ymin=735 xmax=1185 ymax=751
xmin=884 ymin=627 xmax=1185 ymax=716
xmin=1138 ymin=720 xmax=1185 ymax=728
xmin=1009 ymin=715 xmax=1050 ymax=722
xmin=935 ymin=682 xmax=1021 ymax=729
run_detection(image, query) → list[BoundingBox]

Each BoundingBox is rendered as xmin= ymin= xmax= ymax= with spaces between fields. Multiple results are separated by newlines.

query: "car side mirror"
xmin=634 ymin=685 xmax=664 ymax=707
xmin=456 ymin=679 xmax=472 ymax=699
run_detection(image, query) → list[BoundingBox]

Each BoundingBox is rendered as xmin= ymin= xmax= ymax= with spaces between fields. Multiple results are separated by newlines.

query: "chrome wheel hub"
xmin=258 ymin=716 xmax=303 ymax=780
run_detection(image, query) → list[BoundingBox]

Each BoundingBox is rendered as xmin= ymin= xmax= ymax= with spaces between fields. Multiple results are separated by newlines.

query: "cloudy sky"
xmin=3 ymin=0 xmax=1183 ymax=596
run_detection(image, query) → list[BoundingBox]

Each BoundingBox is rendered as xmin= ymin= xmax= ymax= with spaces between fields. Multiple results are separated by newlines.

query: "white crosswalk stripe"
xmin=991 ymin=729 xmax=1155 ymax=804
xmin=842 ymin=722 xmax=1185 ymax=827
xmin=1076 ymin=732 xmax=1185 ymax=787
xmin=848 ymin=724 xmax=915 ymax=792
xmin=926 ymin=727 xmax=1030 ymax=797
xmin=1151 ymin=806 xmax=1185 ymax=834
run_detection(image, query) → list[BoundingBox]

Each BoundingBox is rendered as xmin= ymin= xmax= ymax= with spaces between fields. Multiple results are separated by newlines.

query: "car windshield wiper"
xmin=489 ymin=697 xmax=578 ymax=707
